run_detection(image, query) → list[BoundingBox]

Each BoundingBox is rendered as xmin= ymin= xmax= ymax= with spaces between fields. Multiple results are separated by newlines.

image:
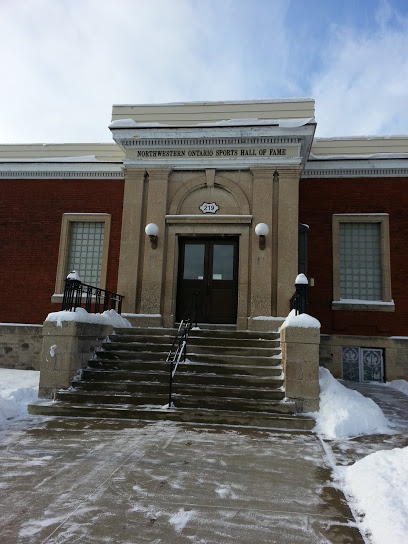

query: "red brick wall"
xmin=0 ymin=178 xmax=124 ymax=324
xmin=299 ymin=177 xmax=408 ymax=336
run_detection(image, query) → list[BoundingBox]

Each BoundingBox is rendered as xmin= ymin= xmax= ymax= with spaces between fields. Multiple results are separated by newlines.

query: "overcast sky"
xmin=1 ymin=0 xmax=407 ymax=143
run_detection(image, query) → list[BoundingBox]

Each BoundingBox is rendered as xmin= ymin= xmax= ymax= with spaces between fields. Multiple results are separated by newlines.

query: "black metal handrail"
xmin=166 ymin=291 xmax=199 ymax=408
xmin=290 ymin=281 xmax=308 ymax=315
xmin=61 ymin=278 xmax=123 ymax=314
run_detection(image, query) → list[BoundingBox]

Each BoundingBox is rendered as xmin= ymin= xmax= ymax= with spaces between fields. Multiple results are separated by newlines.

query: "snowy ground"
xmin=311 ymin=368 xmax=408 ymax=544
xmin=0 ymin=367 xmax=407 ymax=543
xmin=0 ymin=369 xmax=39 ymax=425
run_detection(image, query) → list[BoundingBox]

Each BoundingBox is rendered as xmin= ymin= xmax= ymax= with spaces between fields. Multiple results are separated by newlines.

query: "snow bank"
xmin=340 ymin=447 xmax=408 ymax=544
xmin=0 ymin=369 xmax=39 ymax=425
xmin=313 ymin=368 xmax=389 ymax=438
xmin=280 ymin=310 xmax=321 ymax=330
xmin=45 ymin=308 xmax=132 ymax=328
xmin=386 ymin=379 xmax=408 ymax=397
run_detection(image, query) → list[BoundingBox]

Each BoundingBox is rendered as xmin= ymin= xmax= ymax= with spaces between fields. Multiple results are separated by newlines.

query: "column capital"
xmin=273 ymin=166 xmax=303 ymax=180
xmin=122 ymin=167 xmax=147 ymax=182
xmin=145 ymin=167 xmax=172 ymax=180
xmin=250 ymin=166 xmax=278 ymax=179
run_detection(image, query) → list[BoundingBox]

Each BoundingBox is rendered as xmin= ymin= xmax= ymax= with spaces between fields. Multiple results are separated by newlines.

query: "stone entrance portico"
xmin=110 ymin=100 xmax=316 ymax=329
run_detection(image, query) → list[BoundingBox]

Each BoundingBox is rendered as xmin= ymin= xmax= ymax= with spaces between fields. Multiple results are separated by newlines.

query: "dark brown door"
xmin=176 ymin=238 xmax=239 ymax=324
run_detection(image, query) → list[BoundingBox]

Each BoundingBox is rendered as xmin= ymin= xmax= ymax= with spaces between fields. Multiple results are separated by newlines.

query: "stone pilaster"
xmin=250 ymin=167 xmax=274 ymax=317
xmin=117 ymin=168 xmax=147 ymax=313
xmin=275 ymin=166 xmax=303 ymax=316
xmin=139 ymin=168 xmax=172 ymax=318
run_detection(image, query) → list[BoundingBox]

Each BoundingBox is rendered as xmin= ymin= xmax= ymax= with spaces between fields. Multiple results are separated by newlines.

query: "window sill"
xmin=332 ymin=300 xmax=395 ymax=312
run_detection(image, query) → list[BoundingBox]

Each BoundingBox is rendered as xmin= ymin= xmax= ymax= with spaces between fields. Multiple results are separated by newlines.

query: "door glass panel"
xmin=212 ymin=244 xmax=234 ymax=280
xmin=183 ymin=244 xmax=205 ymax=279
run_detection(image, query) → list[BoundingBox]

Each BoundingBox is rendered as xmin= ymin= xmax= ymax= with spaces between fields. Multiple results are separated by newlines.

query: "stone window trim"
xmin=52 ymin=213 xmax=111 ymax=302
xmin=332 ymin=213 xmax=394 ymax=312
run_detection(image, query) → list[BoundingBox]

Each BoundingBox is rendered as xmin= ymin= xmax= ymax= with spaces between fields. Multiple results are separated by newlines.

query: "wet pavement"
xmin=0 ymin=383 xmax=407 ymax=544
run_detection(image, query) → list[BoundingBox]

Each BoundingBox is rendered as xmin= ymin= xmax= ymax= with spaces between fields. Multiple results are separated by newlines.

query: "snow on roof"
xmin=0 ymin=155 xmax=103 ymax=163
xmin=112 ymin=98 xmax=315 ymax=107
xmin=309 ymin=152 xmax=408 ymax=161
xmin=109 ymin=117 xmax=315 ymax=129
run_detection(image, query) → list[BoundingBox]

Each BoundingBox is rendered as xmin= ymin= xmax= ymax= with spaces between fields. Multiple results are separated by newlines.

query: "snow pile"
xmin=45 ymin=308 xmax=132 ymax=328
xmin=280 ymin=310 xmax=321 ymax=330
xmin=66 ymin=270 xmax=81 ymax=281
xmin=386 ymin=379 xmax=408 ymax=396
xmin=0 ymin=369 xmax=39 ymax=425
xmin=314 ymin=367 xmax=389 ymax=438
xmin=340 ymin=447 xmax=408 ymax=544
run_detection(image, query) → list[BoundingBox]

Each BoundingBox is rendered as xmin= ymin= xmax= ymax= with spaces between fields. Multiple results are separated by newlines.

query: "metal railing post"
xmin=294 ymin=274 xmax=308 ymax=315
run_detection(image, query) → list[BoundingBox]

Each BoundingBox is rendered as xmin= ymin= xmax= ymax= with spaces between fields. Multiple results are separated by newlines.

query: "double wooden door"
xmin=176 ymin=238 xmax=239 ymax=324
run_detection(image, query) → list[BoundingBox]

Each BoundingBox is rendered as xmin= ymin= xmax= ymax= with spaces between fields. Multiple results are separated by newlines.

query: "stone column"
xmin=39 ymin=321 xmax=113 ymax=398
xmin=249 ymin=167 xmax=274 ymax=317
xmin=139 ymin=168 xmax=171 ymax=320
xmin=117 ymin=168 xmax=147 ymax=313
xmin=276 ymin=166 xmax=303 ymax=316
xmin=280 ymin=324 xmax=320 ymax=412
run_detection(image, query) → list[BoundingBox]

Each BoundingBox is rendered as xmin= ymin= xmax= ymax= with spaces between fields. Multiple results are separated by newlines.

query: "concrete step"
xmin=108 ymin=334 xmax=280 ymax=348
xmin=113 ymin=327 xmax=280 ymax=340
xmin=95 ymin=350 xmax=281 ymax=366
xmin=88 ymin=359 xmax=282 ymax=376
xmin=102 ymin=342 xmax=280 ymax=357
xmin=29 ymin=401 xmax=315 ymax=431
xmin=81 ymin=368 xmax=282 ymax=387
xmin=54 ymin=390 xmax=288 ymax=412
xmin=72 ymin=380 xmax=285 ymax=400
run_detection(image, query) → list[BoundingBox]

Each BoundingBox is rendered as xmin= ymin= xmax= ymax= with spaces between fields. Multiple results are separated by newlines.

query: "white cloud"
xmin=311 ymin=2 xmax=408 ymax=136
xmin=0 ymin=0 xmax=406 ymax=142
xmin=0 ymin=0 xmax=294 ymax=142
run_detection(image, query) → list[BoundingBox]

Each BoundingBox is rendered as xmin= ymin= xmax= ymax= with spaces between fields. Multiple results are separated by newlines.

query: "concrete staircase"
xmin=29 ymin=327 xmax=315 ymax=430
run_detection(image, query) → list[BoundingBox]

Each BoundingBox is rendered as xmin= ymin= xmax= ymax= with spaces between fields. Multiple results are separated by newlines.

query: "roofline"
xmin=112 ymin=98 xmax=315 ymax=107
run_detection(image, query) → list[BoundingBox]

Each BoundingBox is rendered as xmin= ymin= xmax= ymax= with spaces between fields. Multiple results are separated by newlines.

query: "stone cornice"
xmin=303 ymin=158 xmax=408 ymax=178
xmin=0 ymin=162 xmax=124 ymax=179
xmin=112 ymin=124 xmax=315 ymax=170
xmin=303 ymin=167 xmax=408 ymax=178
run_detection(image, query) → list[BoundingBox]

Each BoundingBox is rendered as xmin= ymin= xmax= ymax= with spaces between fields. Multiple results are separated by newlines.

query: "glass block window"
xmin=66 ymin=222 xmax=105 ymax=286
xmin=339 ymin=222 xmax=382 ymax=300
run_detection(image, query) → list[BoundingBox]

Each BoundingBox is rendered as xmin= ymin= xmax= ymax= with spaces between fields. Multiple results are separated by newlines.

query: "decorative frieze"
xmin=0 ymin=170 xmax=124 ymax=179
xmin=303 ymin=167 xmax=408 ymax=178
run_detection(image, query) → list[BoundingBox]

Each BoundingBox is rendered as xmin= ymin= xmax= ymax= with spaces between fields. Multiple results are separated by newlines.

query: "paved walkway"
xmin=1 ymin=383 xmax=407 ymax=544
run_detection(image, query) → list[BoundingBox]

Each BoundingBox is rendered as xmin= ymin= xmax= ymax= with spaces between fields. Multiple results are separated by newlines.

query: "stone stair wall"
xmin=30 ymin=325 xmax=316 ymax=430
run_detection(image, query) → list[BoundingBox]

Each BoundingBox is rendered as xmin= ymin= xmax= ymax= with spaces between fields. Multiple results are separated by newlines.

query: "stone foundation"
xmin=320 ymin=334 xmax=408 ymax=381
xmin=0 ymin=324 xmax=43 ymax=370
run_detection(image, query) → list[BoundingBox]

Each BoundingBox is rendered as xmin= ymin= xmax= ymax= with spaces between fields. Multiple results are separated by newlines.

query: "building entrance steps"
xmin=29 ymin=327 xmax=315 ymax=431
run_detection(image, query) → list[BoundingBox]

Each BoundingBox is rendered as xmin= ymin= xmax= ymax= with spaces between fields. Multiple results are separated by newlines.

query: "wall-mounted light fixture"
xmin=255 ymin=223 xmax=269 ymax=250
xmin=145 ymin=223 xmax=159 ymax=249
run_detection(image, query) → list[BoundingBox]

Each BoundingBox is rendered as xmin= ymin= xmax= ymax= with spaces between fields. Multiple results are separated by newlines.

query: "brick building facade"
xmin=1 ymin=99 xmax=407 ymax=383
